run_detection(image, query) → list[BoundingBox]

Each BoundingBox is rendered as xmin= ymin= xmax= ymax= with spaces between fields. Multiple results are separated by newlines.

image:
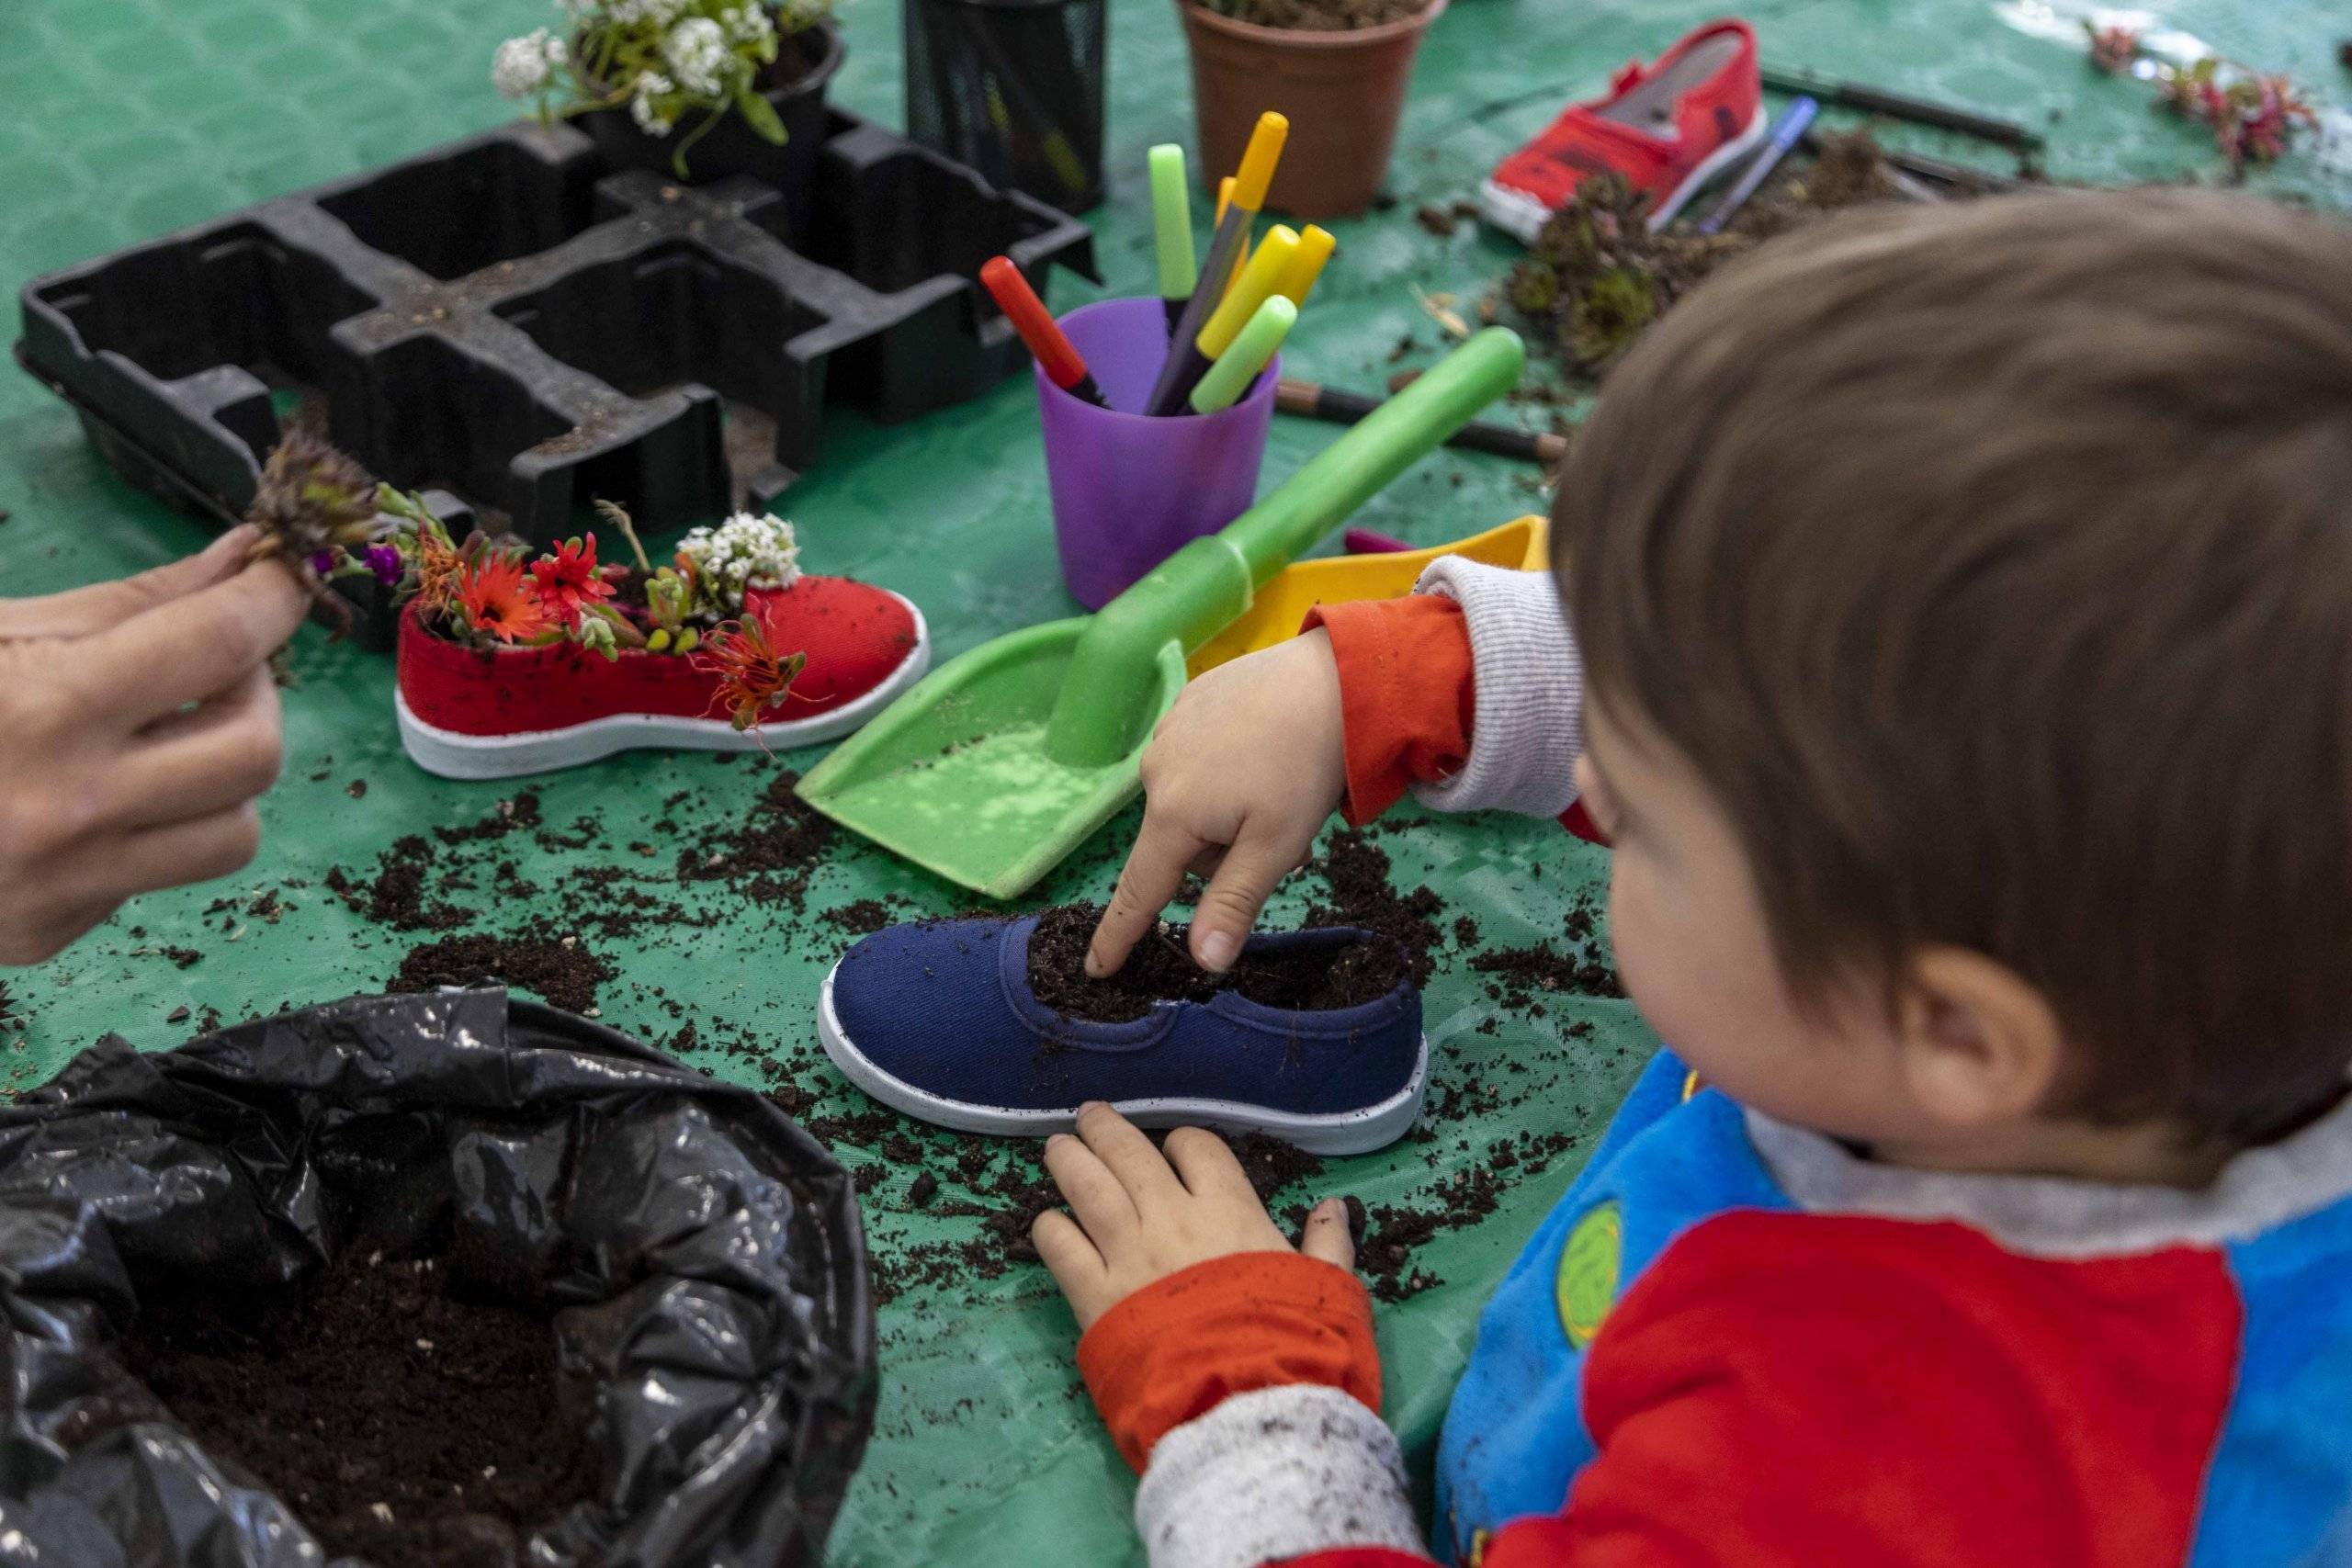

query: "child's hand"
xmin=1088 ymin=629 xmax=1346 ymax=977
xmin=1033 ymin=1103 xmax=1357 ymax=1331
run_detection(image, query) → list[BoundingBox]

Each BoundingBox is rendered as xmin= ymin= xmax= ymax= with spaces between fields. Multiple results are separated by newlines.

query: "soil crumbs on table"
xmin=119 ymin=1253 xmax=591 ymax=1567
xmin=1027 ymin=902 xmax=1408 ymax=1022
xmin=390 ymin=931 xmax=616 ymax=1013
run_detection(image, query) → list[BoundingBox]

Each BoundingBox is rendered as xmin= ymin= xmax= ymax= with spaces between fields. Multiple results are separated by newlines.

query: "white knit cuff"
xmin=1409 ymin=558 xmax=1585 ymax=818
xmin=1134 ymin=1385 xmax=1425 ymax=1568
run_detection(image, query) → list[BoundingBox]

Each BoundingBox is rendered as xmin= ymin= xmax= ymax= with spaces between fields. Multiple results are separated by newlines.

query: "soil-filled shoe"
xmin=1480 ymin=18 xmax=1765 ymax=243
xmin=817 ymin=910 xmax=1428 ymax=1156
xmin=397 ymin=575 xmax=929 ymax=780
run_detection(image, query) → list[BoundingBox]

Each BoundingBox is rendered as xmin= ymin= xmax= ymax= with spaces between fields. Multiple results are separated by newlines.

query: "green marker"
xmin=1189 ymin=296 xmax=1295 ymax=415
xmin=1148 ymin=144 xmax=1195 ymax=339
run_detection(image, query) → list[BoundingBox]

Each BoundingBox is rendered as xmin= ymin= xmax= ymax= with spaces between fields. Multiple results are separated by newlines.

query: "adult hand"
xmin=0 ymin=526 xmax=309 ymax=964
xmin=1032 ymin=1103 xmax=1357 ymax=1332
xmin=1087 ymin=629 xmax=1348 ymax=978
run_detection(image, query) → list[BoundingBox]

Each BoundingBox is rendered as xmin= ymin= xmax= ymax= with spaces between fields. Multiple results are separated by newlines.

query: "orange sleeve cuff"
xmin=1306 ymin=594 xmax=1475 ymax=827
xmin=1075 ymin=1250 xmax=1382 ymax=1473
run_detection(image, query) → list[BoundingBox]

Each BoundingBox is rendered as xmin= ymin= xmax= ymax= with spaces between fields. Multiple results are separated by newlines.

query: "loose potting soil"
xmin=120 ymin=1254 xmax=590 ymax=1568
xmin=1026 ymin=900 xmax=1409 ymax=1021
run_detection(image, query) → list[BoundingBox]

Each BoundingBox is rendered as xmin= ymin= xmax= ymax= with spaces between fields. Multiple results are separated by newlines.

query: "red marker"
xmin=979 ymin=256 xmax=1108 ymax=411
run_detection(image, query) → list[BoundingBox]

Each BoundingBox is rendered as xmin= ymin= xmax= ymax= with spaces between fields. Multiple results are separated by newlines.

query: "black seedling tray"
xmin=17 ymin=110 xmax=1096 ymax=548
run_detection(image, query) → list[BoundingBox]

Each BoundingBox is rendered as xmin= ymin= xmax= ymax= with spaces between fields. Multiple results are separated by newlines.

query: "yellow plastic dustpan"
xmin=1187 ymin=514 xmax=1549 ymax=677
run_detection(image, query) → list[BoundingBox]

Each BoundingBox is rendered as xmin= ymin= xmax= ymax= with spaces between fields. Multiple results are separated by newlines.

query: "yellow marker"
xmin=1231 ymin=111 xmax=1289 ymax=211
xmin=1275 ymin=225 xmax=1336 ymax=307
xmin=1198 ymin=226 xmax=1300 ymax=359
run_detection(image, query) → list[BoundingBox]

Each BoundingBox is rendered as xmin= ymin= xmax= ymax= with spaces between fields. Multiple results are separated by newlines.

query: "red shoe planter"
xmin=396 ymin=576 xmax=929 ymax=779
xmin=1480 ymin=18 xmax=1765 ymax=243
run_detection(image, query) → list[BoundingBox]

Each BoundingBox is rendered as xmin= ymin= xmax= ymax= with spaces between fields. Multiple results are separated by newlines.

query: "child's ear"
xmin=1892 ymin=947 xmax=2066 ymax=1130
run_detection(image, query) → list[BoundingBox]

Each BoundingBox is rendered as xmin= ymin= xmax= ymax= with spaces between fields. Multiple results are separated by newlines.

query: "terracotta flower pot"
xmin=576 ymin=15 xmax=845 ymax=243
xmin=1176 ymin=0 xmax=1444 ymax=220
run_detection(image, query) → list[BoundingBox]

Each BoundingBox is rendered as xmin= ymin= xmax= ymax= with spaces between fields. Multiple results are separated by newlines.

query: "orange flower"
xmin=527 ymin=532 xmax=618 ymax=629
xmin=456 ymin=552 xmax=550 ymax=644
xmin=690 ymin=612 xmax=806 ymax=732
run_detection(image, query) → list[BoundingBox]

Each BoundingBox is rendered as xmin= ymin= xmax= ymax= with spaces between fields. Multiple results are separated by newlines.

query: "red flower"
xmin=457 ymin=552 xmax=550 ymax=644
xmin=690 ymin=611 xmax=807 ymax=733
xmin=2088 ymin=25 xmax=2140 ymax=73
xmin=527 ymin=533 xmax=619 ymax=629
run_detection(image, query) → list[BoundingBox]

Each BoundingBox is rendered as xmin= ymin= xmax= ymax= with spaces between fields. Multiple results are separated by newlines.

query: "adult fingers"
xmin=0 ymin=894 xmax=118 ymax=967
xmin=0 ymin=527 xmax=258 ymax=641
xmin=106 ymin=671 xmax=284 ymax=829
xmin=1188 ymin=821 xmax=1311 ymax=973
xmin=1299 ymin=1198 xmax=1357 ymax=1270
xmin=75 ymin=560 xmax=308 ymax=728
xmin=1161 ymin=1125 xmax=1257 ymax=1204
xmin=59 ymin=804 xmax=263 ymax=908
xmin=1030 ymin=1210 xmax=1113 ymax=1329
xmin=1088 ymin=815 xmax=1208 ymax=978
xmin=1074 ymin=1101 xmax=1186 ymax=1210
xmin=1044 ymin=1129 xmax=1138 ymax=1244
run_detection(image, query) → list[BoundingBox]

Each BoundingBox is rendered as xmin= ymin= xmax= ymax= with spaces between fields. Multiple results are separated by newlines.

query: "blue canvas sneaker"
xmin=817 ymin=911 xmax=1427 ymax=1156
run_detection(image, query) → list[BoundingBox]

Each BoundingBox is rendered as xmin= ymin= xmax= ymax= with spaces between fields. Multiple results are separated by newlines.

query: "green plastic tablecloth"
xmin=1 ymin=0 xmax=2345 ymax=1560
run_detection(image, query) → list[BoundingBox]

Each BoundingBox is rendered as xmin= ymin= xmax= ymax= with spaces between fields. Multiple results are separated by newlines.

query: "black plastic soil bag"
xmin=0 ymin=987 xmax=875 ymax=1568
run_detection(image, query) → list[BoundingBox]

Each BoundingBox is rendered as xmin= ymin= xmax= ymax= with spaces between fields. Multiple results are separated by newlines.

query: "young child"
xmin=1026 ymin=186 xmax=2352 ymax=1567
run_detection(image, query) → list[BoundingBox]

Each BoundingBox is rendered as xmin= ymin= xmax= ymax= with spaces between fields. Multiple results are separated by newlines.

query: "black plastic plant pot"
xmin=577 ymin=15 xmax=845 ymax=245
xmin=15 ymin=109 xmax=1096 ymax=557
xmin=0 ymin=987 xmax=876 ymax=1567
xmin=904 ymin=0 xmax=1107 ymax=212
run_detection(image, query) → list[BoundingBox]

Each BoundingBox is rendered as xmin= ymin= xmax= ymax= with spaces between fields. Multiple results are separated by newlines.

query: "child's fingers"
xmin=1031 ymin=1209 xmax=1113 ymax=1326
xmin=1187 ymin=820 xmax=1309 ymax=973
xmin=1299 ymin=1198 xmax=1357 ymax=1271
xmin=1088 ymin=816 xmax=1206 ymax=977
xmin=1075 ymin=1102 xmax=1188 ymax=1211
xmin=1161 ymin=1125 xmax=1255 ymax=1203
xmin=1044 ymin=1130 xmax=1138 ymax=1244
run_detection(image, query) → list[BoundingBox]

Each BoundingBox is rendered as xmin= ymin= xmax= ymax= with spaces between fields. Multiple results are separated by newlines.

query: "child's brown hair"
xmin=1555 ymin=186 xmax=2352 ymax=1144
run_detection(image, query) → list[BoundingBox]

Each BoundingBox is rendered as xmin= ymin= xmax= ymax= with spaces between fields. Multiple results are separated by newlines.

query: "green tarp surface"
xmin=2 ymin=0 xmax=2344 ymax=1560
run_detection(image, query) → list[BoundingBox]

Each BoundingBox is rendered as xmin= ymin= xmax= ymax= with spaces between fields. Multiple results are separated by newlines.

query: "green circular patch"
xmin=1555 ymin=1201 xmax=1623 ymax=1348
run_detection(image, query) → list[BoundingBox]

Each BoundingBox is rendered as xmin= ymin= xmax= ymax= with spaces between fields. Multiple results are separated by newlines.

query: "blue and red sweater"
xmin=1072 ymin=562 xmax=2352 ymax=1568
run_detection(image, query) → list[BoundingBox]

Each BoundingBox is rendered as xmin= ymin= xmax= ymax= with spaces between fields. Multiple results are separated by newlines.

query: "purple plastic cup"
xmin=1036 ymin=296 xmax=1280 ymax=610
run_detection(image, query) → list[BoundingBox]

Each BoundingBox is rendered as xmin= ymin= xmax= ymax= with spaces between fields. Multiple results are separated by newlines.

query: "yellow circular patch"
xmin=1555 ymin=1201 xmax=1623 ymax=1349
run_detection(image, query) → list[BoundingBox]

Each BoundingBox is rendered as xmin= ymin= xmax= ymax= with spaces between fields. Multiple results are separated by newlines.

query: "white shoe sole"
xmin=396 ymin=599 xmax=930 ymax=781
xmin=1478 ymin=103 xmax=1772 ymax=243
xmin=814 ymin=965 xmax=1430 ymax=1157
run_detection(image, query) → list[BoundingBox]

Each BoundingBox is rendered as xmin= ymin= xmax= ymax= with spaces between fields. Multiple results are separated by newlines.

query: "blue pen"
xmin=1696 ymin=96 xmax=1821 ymax=235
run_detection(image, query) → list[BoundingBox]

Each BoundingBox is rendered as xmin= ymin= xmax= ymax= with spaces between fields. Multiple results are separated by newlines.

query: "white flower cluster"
xmin=605 ymin=0 xmax=690 ymax=24
xmin=492 ymin=28 xmax=568 ymax=100
xmin=718 ymin=4 xmax=775 ymax=45
xmin=631 ymin=70 xmax=676 ymax=133
xmin=678 ymin=512 xmax=803 ymax=611
xmin=662 ymin=15 xmax=729 ymax=96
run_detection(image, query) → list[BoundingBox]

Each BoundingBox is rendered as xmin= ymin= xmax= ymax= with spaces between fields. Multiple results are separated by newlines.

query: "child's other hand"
xmin=1088 ymin=629 xmax=1346 ymax=978
xmin=1033 ymin=1103 xmax=1357 ymax=1331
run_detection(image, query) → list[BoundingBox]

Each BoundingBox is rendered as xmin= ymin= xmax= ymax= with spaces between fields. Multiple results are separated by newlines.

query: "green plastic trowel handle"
xmin=1045 ymin=326 xmax=1527 ymax=768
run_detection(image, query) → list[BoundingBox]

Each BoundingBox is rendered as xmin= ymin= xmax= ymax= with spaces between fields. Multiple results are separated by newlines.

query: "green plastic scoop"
xmin=796 ymin=327 xmax=1527 ymax=897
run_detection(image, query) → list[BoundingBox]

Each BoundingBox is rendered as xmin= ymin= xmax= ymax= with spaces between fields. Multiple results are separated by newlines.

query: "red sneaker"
xmin=1480 ymin=19 xmax=1766 ymax=243
xmin=396 ymin=571 xmax=929 ymax=780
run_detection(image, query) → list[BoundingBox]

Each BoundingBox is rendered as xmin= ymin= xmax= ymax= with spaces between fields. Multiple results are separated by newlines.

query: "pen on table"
xmin=1758 ymin=64 xmax=2043 ymax=149
xmin=1695 ymin=96 xmax=1818 ymax=234
xmin=1276 ymin=378 xmax=1568 ymax=465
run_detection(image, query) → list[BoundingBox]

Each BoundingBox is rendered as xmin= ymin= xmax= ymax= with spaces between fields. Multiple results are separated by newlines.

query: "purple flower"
xmin=365 ymin=543 xmax=402 ymax=586
xmin=309 ymin=549 xmax=337 ymax=576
